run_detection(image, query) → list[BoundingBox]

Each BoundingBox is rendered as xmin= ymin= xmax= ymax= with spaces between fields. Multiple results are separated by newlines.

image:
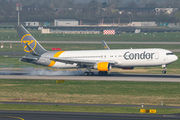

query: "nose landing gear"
xmin=162 ymin=65 xmax=166 ymax=74
xmin=162 ymin=69 xmax=166 ymax=74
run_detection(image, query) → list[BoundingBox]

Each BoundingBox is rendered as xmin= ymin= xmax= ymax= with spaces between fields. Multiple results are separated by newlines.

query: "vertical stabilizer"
xmin=16 ymin=25 xmax=47 ymax=55
xmin=102 ymin=40 xmax=110 ymax=50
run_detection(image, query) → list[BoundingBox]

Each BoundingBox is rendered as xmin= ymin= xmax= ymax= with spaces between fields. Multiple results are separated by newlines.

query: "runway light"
xmin=56 ymin=80 xmax=65 ymax=84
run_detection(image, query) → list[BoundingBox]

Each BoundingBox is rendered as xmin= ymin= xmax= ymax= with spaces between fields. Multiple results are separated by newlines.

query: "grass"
xmin=1 ymin=43 xmax=180 ymax=52
xmin=0 ymin=104 xmax=180 ymax=114
xmin=1 ymin=28 xmax=180 ymax=42
xmin=1 ymin=28 xmax=180 ymax=114
xmin=0 ymin=80 xmax=180 ymax=106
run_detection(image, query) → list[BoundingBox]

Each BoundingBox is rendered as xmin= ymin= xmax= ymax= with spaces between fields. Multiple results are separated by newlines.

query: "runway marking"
xmin=1 ymin=116 xmax=24 ymax=120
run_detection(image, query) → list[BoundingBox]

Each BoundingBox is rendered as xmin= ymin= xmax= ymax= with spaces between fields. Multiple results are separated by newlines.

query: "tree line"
xmin=0 ymin=0 xmax=180 ymax=24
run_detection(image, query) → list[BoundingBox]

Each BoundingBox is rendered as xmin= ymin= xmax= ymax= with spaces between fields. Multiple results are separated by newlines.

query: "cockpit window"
xmin=166 ymin=53 xmax=174 ymax=55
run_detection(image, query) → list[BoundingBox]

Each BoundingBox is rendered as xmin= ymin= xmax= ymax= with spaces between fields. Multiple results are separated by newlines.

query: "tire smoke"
xmin=25 ymin=67 xmax=85 ymax=76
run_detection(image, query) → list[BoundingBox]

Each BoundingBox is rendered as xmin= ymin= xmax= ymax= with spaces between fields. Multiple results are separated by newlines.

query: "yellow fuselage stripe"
xmin=48 ymin=51 xmax=65 ymax=67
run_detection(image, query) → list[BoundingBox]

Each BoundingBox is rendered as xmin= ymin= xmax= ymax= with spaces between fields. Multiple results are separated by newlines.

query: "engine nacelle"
xmin=122 ymin=67 xmax=134 ymax=70
xmin=94 ymin=62 xmax=111 ymax=71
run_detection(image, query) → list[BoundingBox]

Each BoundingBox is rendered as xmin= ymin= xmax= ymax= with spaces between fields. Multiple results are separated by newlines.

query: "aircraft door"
xmin=155 ymin=52 xmax=159 ymax=59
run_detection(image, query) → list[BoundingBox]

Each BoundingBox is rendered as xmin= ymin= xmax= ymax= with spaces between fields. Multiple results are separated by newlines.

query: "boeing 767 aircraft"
xmin=16 ymin=25 xmax=178 ymax=76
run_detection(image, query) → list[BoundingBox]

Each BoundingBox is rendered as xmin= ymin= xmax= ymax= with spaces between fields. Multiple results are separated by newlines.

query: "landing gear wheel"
xmin=98 ymin=71 xmax=102 ymax=75
xmin=98 ymin=71 xmax=108 ymax=76
xmin=88 ymin=72 xmax=94 ymax=76
xmin=162 ymin=65 xmax=167 ymax=74
xmin=84 ymin=72 xmax=89 ymax=76
xmin=162 ymin=70 xmax=166 ymax=74
xmin=90 ymin=72 xmax=94 ymax=76
xmin=84 ymin=72 xmax=94 ymax=76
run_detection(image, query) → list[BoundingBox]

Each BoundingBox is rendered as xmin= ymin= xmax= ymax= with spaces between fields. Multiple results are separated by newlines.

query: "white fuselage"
xmin=40 ymin=48 xmax=178 ymax=69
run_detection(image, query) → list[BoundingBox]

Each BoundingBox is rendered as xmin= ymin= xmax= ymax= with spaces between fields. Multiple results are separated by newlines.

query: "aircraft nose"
xmin=175 ymin=55 xmax=178 ymax=61
xmin=173 ymin=55 xmax=178 ymax=62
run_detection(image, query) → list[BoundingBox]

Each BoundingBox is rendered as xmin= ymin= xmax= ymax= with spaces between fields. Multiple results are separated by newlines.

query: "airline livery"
xmin=16 ymin=25 xmax=178 ymax=76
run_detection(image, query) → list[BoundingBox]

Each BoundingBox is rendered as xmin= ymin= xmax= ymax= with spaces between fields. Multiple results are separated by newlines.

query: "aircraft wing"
xmin=50 ymin=57 xmax=117 ymax=65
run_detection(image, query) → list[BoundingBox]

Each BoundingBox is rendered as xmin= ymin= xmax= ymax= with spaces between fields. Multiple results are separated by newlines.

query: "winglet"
xmin=102 ymin=40 xmax=110 ymax=50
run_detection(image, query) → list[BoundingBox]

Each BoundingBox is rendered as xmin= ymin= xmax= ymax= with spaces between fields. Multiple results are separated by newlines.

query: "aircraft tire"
xmin=84 ymin=72 xmax=94 ymax=76
xmin=162 ymin=70 xmax=166 ymax=74
xmin=90 ymin=72 xmax=94 ymax=76
xmin=103 ymin=71 xmax=108 ymax=75
xmin=84 ymin=72 xmax=89 ymax=76
xmin=98 ymin=71 xmax=108 ymax=76
xmin=98 ymin=71 xmax=102 ymax=75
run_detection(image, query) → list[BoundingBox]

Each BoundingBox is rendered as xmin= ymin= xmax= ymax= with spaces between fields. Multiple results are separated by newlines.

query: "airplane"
xmin=16 ymin=25 xmax=178 ymax=76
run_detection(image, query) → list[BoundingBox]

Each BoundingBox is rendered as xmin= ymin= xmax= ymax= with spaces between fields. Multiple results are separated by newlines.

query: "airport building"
xmin=131 ymin=22 xmax=157 ymax=27
xmin=24 ymin=22 xmax=39 ymax=26
xmin=54 ymin=19 xmax=79 ymax=26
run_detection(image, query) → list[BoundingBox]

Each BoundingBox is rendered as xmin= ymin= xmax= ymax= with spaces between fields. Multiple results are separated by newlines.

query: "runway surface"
xmin=0 ymin=71 xmax=180 ymax=120
xmin=0 ymin=110 xmax=180 ymax=120
xmin=2 ymin=41 xmax=180 ymax=44
xmin=0 ymin=71 xmax=180 ymax=82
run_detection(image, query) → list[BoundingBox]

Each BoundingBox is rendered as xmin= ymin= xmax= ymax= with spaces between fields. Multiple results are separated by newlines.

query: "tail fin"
xmin=102 ymin=40 xmax=110 ymax=50
xmin=16 ymin=25 xmax=47 ymax=55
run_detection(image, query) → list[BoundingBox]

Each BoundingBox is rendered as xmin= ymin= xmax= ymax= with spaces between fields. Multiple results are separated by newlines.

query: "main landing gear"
xmin=84 ymin=72 xmax=94 ymax=76
xmin=84 ymin=67 xmax=94 ymax=76
xmin=98 ymin=71 xmax=108 ymax=76
xmin=162 ymin=65 xmax=166 ymax=74
xmin=83 ymin=68 xmax=108 ymax=76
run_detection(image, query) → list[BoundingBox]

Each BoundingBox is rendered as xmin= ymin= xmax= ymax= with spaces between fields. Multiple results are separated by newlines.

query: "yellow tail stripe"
xmin=48 ymin=51 xmax=65 ymax=67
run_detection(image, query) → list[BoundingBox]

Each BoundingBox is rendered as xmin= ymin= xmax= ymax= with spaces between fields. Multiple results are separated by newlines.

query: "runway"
xmin=0 ymin=71 xmax=180 ymax=82
xmin=2 ymin=41 xmax=180 ymax=44
xmin=0 ymin=71 xmax=180 ymax=119
xmin=0 ymin=110 xmax=180 ymax=120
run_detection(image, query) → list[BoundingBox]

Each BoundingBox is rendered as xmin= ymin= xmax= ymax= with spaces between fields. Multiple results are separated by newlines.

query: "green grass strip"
xmin=0 ymin=104 xmax=180 ymax=114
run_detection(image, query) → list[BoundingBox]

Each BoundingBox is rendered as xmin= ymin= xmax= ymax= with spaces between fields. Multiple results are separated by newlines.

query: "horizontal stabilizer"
xmin=19 ymin=56 xmax=38 ymax=62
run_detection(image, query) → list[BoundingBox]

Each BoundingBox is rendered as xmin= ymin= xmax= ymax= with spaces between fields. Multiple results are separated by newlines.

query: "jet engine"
xmin=94 ymin=62 xmax=111 ymax=71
